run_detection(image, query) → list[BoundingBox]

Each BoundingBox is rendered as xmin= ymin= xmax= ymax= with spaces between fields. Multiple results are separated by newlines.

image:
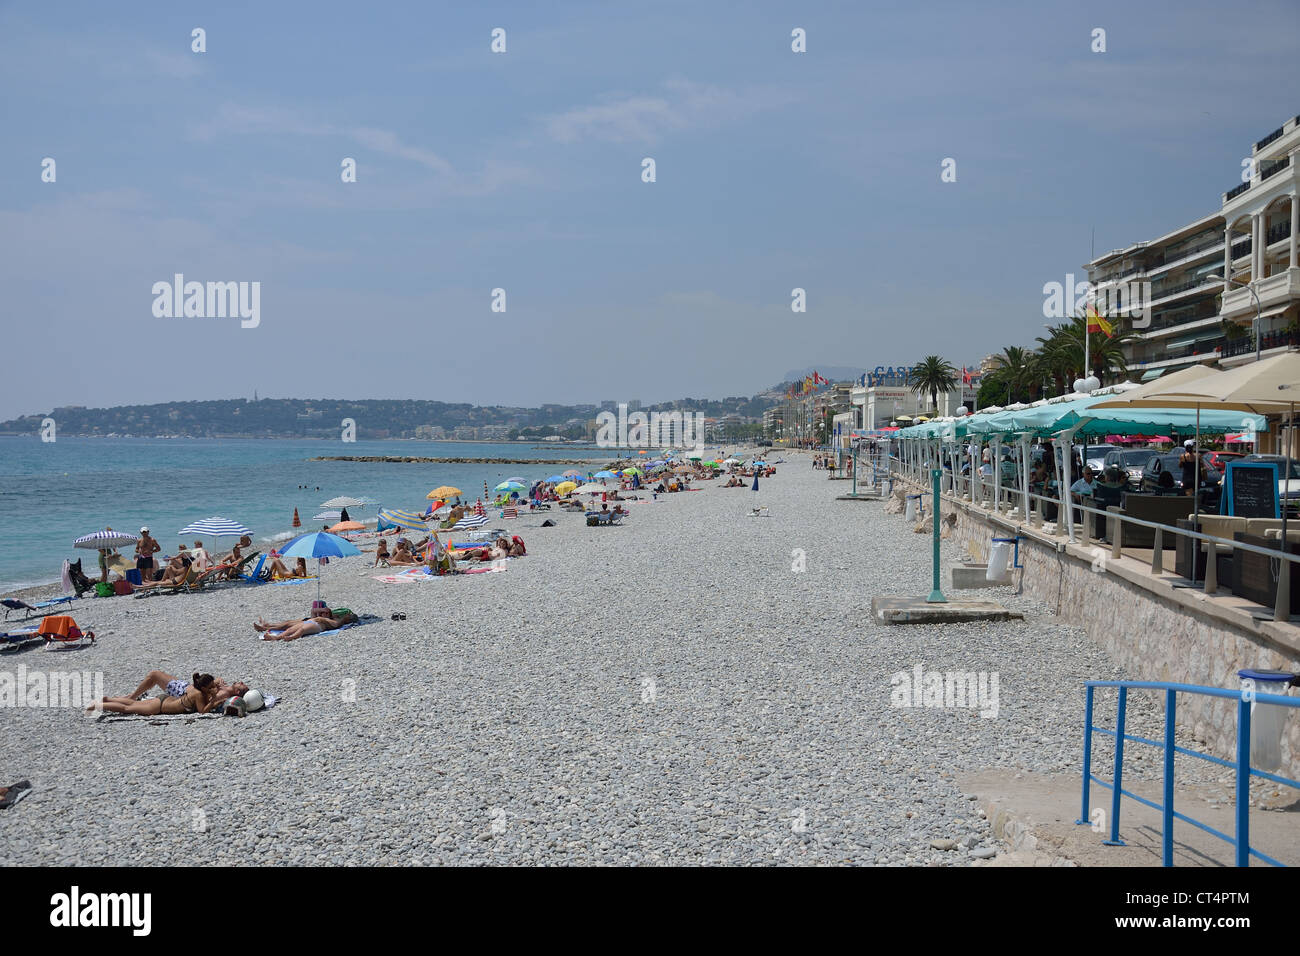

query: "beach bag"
xmin=94 ymin=582 xmax=113 ymax=598
xmin=586 ymin=515 xmax=599 ymax=526
xmin=113 ymin=579 xmax=133 ymax=596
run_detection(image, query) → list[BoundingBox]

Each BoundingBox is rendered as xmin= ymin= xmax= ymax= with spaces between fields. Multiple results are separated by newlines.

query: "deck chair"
xmin=220 ymin=552 xmax=260 ymax=582
xmin=38 ymin=615 xmax=94 ymax=649
xmin=0 ymin=626 xmax=42 ymax=650
xmin=240 ymin=553 xmax=269 ymax=582
xmin=3 ymin=597 xmax=74 ymax=621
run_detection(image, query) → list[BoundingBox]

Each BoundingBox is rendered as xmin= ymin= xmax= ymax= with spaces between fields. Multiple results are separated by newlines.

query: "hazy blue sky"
xmin=1 ymin=0 xmax=1297 ymax=419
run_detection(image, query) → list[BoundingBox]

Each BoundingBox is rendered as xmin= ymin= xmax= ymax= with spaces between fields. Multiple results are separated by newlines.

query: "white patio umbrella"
xmin=178 ymin=517 xmax=252 ymax=538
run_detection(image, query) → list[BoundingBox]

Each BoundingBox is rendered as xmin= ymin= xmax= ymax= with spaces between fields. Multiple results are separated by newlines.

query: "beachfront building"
xmin=1086 ymin=111 xmax=1300 ymax=382
xmin=763 ymin=406 xmax=785 ymax=439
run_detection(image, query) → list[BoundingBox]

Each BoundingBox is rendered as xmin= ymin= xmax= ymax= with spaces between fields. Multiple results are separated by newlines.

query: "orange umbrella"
xmin=327 ymin=520 xmax=365 ymax=533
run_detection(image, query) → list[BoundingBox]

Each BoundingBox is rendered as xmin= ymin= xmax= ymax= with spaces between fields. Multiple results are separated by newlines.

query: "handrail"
xmin=1080 ymin=680 xmax=1299 ymax=866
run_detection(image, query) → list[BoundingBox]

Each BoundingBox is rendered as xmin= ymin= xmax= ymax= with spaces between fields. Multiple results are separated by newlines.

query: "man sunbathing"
xmin=388 ymin=540 xmax=417 ymax=565
xmin=90 ymin=673 xmax=223 ymax=715
xmin=255 ymin=609 xmax=359 ymax=642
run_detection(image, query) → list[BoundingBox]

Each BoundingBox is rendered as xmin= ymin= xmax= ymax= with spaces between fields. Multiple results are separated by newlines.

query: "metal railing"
xmin=1080 ymin=680 xmax=1299 ymax=866
xmin=886 ymin=445 xmax=1300 ymax=621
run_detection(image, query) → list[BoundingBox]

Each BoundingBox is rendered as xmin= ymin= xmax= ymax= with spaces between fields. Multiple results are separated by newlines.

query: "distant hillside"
xmin=0 ymin=393 xmax=780 ymax=440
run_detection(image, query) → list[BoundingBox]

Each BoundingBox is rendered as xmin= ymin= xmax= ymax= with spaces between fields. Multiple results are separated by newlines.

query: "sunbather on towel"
xmin=388 ymin=540 xmax=417 ymax=565
xmin=256 ymin=610 xmax=359 ymax=641
xmin=266 ymin=555 xmax=308 ymax=580
xmin=98 ymin=669 xmax=250 ymax=707
xmin=90 ymin=673 xmax=221 ymax=715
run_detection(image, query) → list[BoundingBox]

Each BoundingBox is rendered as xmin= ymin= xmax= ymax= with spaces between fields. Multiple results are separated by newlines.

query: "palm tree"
xmin=909 ymin=356 xmax=959 ymax=414
xmin=987 ymin=346 xmax=1036 ymax=404
xmin=1037 ymin=313 xmax=1140 ymax=386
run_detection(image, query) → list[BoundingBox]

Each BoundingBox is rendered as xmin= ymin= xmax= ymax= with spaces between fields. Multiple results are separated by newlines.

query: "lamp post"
xmin=1209 ymin=272 xmax=1262 ymax=363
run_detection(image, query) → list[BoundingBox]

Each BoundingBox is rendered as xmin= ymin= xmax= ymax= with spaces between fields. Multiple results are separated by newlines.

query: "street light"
xmin=1207 ymin=272 xmax=1262 ymax=363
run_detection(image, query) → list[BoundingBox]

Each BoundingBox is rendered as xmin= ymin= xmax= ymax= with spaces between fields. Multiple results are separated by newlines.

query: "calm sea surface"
xmin=0 ymin=438 xmax=619 ymax=591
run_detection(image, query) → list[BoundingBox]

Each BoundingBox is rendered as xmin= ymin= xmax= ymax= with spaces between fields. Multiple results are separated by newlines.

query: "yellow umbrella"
xmin=554 ymin=481 xmax=578 ymax=495
xmin=427 ymin=486 xmax=462 ymax=499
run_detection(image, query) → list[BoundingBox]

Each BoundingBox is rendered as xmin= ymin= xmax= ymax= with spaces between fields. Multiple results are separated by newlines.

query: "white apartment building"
xmin=1087 ymin=112 xmax=1299 ymax=379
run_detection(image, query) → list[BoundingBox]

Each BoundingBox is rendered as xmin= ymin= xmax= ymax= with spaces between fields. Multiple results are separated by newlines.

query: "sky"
xmin=1 ymin=0 xmax=1297 ymax=420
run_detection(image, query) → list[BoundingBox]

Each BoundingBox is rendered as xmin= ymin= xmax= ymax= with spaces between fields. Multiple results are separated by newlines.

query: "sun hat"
xmin=241 ymin=689 xmax=265 ymax=712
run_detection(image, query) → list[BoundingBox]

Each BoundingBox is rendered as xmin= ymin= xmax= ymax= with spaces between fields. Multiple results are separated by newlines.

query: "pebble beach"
xmin=0 ymin=454 xmax=1221 ymax=865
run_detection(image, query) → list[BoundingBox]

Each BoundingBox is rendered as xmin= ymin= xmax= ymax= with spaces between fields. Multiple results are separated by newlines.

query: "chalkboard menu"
xmin=1223 ymin=462 xmax=1279 ymax=518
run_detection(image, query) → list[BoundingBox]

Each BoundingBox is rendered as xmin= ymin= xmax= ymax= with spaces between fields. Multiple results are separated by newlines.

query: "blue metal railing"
xmin=1080 ymin=680 xmax=1300 ymax=866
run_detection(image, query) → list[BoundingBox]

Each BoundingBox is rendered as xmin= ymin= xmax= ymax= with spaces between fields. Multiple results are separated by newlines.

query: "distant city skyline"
xmin=2 ymin=1 xmax=1297 ymax=420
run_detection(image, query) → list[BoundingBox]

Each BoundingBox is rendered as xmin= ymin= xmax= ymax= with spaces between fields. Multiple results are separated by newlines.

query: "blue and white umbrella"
xmin=74 ymin=530 xmax=139 ymax=550
xmin=275 ymin=531 xmax=361 ymax=600
xmin=451 ymin=513 xmax=488 ymax=530
xmin=178 ymin=517 xmax=252 ymax=538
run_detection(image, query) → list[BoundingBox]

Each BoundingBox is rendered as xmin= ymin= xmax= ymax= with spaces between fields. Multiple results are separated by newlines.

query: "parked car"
xmin=1079 ymin=444 xmax=1120 ymax=472
xmin=1205 ymin=450 xmax=1245 ymax=472
xmin=1102 ymin=448 xmax=1157 ymax=487
xmin=1139 ymin=453 xmax=1220 ymax=493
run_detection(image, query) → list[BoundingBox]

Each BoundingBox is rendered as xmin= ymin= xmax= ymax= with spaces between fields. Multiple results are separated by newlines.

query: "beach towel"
xmin=261 ymin=621 xmax=362 ymax=640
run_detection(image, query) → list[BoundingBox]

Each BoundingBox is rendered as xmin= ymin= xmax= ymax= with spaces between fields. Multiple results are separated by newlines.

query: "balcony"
xmin=1255 ymin=123 xmax=1289 ymax=152
xmin=1226 ymin=181 xmax=1251 ymax=202
xmin=1221 ymin=329 xmax=1300 ymax=358
xmin=1267 ymin=219 xmax=1293 ymax=246
xmin=1261 ymin=155 xmax=1292 ymax=182
xmin=1222 ymin=269 xmax=1300 ymax=317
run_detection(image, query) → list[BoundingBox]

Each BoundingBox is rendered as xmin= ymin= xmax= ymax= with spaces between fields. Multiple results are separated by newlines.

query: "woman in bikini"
xmin=90 ymin=673 xmax=221 ymax=715
xmin=93 ymin=671 xmax=249 ymax=710
xmin=134 ymin=551 xmax=193 ymax=589
xmin=372 ymin=538 xmax=390 ymax=567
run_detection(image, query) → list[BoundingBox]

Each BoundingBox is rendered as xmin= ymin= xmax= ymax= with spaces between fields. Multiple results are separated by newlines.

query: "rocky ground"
xmin=0 ymin=453 xmax=1250 ymax=865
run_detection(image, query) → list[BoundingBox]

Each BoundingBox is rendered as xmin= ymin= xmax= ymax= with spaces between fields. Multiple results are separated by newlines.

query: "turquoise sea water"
xmin=0 ymin=437 xmax=614 ymax=591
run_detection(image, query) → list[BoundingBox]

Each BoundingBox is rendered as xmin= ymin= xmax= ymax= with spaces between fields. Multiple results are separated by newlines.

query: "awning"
xmin=1165 ymin=328 xmax=1223 ymax=350
xmin=1140 ymin=368 xmax=1166 ymax=382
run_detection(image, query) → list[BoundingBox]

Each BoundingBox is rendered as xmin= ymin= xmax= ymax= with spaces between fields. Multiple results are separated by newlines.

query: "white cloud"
xmin=542 ymin=78 xmax=791 ymax=145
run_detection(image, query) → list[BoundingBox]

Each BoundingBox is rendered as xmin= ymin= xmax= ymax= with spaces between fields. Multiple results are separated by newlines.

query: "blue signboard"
xmin=1221 ymin=461 xmax=1280 ymax=518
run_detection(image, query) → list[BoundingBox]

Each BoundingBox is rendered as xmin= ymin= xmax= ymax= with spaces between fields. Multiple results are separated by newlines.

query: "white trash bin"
xmin=905 ymin=497 xmax=918 ymax=523
xmin=1238 ymin=669 xmax=1296 ymax=771
xmin=986 ymin=540 xmax=1012 ymax=582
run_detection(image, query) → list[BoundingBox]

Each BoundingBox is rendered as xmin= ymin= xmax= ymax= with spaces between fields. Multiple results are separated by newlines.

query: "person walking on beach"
xmin=135 ymin=527 xmax=160 ymax=582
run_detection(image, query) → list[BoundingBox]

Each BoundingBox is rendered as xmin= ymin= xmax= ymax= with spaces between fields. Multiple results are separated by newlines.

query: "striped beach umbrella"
xmin=561 ymin=470 xmax=582 ymax=478
xmin=74 ymin=530 xmax=139 ymax=550
xmin=376 ymin=508 xmax=430 ymax=531
xmin=451 ymin=513 xmax=488 ymax=530
xmin=178 ymin=517 xmax=251 ymax=538
xmin=313 ymin=510 xmax=342 ymax=521
xmin=321 ymin=496 xmax=365 ymax=509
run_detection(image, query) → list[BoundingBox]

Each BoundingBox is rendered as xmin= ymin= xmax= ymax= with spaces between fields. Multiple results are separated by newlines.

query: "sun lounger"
xmin=0 ymin=626 xmax=41 ymax=650
xmin=585 ymin=512 xmax=624 ymax=526
xmin=38 ymin=615 xmax=94 ymax=649
xmin=3 ymin=596 xmax=74 ymax=620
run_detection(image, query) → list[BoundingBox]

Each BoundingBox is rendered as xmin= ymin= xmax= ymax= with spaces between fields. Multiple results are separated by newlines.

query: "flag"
xmin=1085 ymin=303 xmax=1113 ymax=337
xmin=962 ymin=366 xmax=972 ymax=385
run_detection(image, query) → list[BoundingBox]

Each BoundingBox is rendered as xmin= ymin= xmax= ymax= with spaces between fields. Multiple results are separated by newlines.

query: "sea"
xmin=0 ymin=437 xmax=624 ymax=592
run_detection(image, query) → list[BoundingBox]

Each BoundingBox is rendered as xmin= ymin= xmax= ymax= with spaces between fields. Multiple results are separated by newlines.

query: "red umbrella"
xmin=292 ymin=508 xmax=301 ymax=528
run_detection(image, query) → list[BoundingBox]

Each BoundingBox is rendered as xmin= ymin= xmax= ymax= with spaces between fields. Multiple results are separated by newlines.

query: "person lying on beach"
xmin=90 ymin=673 xmax=222 ymax=715
xmin=97 ymin=670 xmax=249 ymax=708
xmin=134 ymin=551 xmax=193 ymax=589
xmin=255 ymin=610 xmax=360 ymax=642
xmin=265 ymin=555 xmax=309 ymax=579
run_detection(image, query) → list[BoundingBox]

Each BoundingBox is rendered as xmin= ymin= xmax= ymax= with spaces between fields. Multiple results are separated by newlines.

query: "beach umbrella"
xmin=313 ymin=510 xmax=342 ymax=521
xmin=561 ymin=470 xmax=582 ymax=478
xmin=327 ymin=520 xmax=365 ymax=533
xmin=74 ymin=530 xmax=139 ymax=550
xmin=495 ymin=480 xmax=525 ymax=493
xmin=178 ymin=517 xmax=251 ymax=538
xmin=505 ymin=476 xmax=526 ymax=484
xmin=276 ymin=531 xmax=362 ymax=601
xmin=451 ymin=513 xmax=489 ymax=530
xmin=376 ymin=508 xmax=431 ymax=531
xmin=554 ymin=481 xmax=578 ymax=495
xmin=545 ymin=474 xmax=566 ymax=483
xmin=427 ymin=486 xmax=461 ymax=499
xmin=292 ymin=508 xmax=301 ymax=528
xmin=724 ymin=458 xmax=741 ymax=465
xmin=622 ymin=467 xmax=643 ymax=476
xmin=321 ymin=496 xmax=365 ymax=509
xmin=593 ymin=470 xmax=617 ymax=479
xmin=574 ymin=483 xmax=604 ymax=494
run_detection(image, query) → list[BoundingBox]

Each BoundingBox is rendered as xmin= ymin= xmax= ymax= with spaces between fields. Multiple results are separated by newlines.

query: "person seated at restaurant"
xmin=1070 ymin=466 xmax=1098 ymax=499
